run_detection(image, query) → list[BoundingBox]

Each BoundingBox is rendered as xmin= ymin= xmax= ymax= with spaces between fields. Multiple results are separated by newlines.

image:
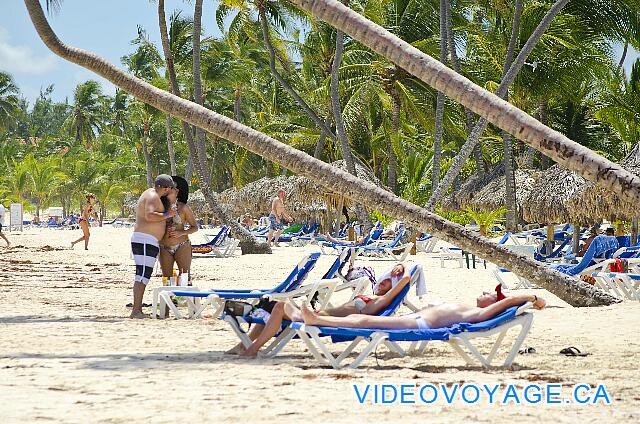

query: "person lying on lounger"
xmin=226 ymin=262 xmax=413 ymax=357
xmin=299 ymin=284 xmax=546 ymax=330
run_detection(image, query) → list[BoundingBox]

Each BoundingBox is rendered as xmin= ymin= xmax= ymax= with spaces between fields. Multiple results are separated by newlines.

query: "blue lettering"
xmin=461 ymin=385 xmax=480 ymax=404
xmin=523 ymin=385 xmax=542 ymax=404
xmin=374 ymin=384 xmax=378 ymax=404
xmin=441 ymin=384 xmax=459 ymax=404
xmin=483 ymin=384 xmax=500 ymax=403
xmin=353 ymin=384 xmax=371 ymax=404
xmin=502 ymin=385 xmax=521 ymax=404
xmin=419 ymin=384 xmax=438 ymax=404
xmin=573 ymin=384 xmax=591 ymax=404
xmin=546 ymin=384 xmax=562 ymax=404
xmin=400 ymin=384 xmax=415 ymax=404
xmin=381 ymin=384 xmax=397 ymax=404
xmin=592 ymin=385 xmax=612 ymax=405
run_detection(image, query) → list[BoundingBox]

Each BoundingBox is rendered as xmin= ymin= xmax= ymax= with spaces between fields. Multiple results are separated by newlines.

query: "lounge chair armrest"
xmin=516 ymin=302 xmax=533 ymax=315
xmin=265 ymin=278 xmax=340 ymax=301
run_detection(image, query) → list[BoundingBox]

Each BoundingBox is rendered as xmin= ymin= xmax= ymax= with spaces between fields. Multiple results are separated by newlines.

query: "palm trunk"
xmin=234 ymin=84 xmax=242 ymax=122
xmin=539 ymin=99 xmax=551 ymax=169
xmin=389 ymin=89 xmax=400 ymax=193
xmin=432 ymin=0 xmax=448 ymax=192
xmin=192 ymin=0 xmax=210 ymax=186
xmin=258 ymin=6 xmax=336 ymax=140
xmin=25 ymin=0 xmax=629 ymax=306
xmin=165 ymin=114 xmax=176 ymax=175
xmin=425 ymin=0 xmax=562 ymax=210
xmin=331 ymin=23 xmax=372 ymax=227
xmin=313 ymin=117 xmax=332 ymax=159
xmin=142 ymin=120 xmax=153 ymax=188
xmin=617 ymin=41 xmax=628 ymax=73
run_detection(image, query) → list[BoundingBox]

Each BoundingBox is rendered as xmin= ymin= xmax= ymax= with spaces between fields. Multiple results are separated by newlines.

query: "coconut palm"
xmin=0 ymin=72 xmax=21 ymax=133
xmin=63 ymin=80 xmax=107 ymax=145
xmin=23 ymin=0 xmax=631 ymax=306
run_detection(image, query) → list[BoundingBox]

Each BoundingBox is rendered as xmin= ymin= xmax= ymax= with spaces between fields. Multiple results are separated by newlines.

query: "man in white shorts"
xmin=130 ymin=174 xmax=175 ymax=318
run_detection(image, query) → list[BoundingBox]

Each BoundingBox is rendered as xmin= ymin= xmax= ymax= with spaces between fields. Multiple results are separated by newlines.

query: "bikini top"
xmin=170 ymin=204 xmax=183 ymax=225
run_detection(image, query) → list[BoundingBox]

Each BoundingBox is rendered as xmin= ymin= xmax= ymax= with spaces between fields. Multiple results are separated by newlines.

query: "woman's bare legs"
xmin=71 ymin=222 xmax=90 ymax=249
xmin=239 ymin=302 xmax=287 ymax=358
xmin=226 ymin=324 xmax=264 ymax=354
xmin=300 ymin=304 xmax=417 ymax=329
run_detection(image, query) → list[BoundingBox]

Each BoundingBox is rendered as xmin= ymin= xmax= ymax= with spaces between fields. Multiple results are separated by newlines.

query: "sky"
xmin=1 ymin=0 xmax=639 ymax=107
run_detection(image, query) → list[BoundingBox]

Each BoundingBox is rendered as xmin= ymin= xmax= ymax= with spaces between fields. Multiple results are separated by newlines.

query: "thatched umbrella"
xmin=469 ymin=169 xmax=540 ymax=221
xmin=444 ymin=164 xmax=505 ymax=211
xmin=568 ymin=143 xmax=640 ymax=232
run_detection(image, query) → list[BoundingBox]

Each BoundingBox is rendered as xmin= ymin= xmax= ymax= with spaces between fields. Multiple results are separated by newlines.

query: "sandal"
xmin=560 ymin=346 xmax=589 ymax=357
xmin=518 ymin=347 xmax=536 ymax=354
xmin=125 ymin=303 xmax=152 ymax=308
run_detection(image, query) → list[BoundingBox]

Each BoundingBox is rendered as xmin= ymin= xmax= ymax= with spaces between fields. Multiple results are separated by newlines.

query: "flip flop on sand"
xmin=560 ymin=346 xmax=589 ymax=357
xmin=125 ymin=303 xmax=152 ymax=308
xmin=518 ymin=347 xmax=536 ymax=354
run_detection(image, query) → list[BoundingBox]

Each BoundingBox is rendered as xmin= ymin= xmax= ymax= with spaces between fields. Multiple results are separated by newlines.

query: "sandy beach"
xmin=1 ymin=226 xmax=639 ymax=423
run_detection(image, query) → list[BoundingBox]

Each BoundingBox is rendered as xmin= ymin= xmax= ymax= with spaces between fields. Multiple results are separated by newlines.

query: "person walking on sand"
xmin=71 ymin=194 xmax=97 ymax=250
xmin=130 ymin=174 xmax=175 ymax=319
xmin=267 ymin=188 xmax=293 ymax=247
xmin=0 ymin=203 xmax=10 ymax=247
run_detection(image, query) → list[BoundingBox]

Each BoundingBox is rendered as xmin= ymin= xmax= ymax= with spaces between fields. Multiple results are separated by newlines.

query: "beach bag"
xmin=609 ymin=258 xmax=628 ymax=273
xmin=345 ymin=266 xmax=376 ymax=288
xmin=223 ymin=300 xmax=253 ymax=317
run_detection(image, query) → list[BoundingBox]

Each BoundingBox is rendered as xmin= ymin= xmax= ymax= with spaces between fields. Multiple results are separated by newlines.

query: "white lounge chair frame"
xmin=591 ymin=272 xmax=640 ymax=301
xmin=439 ymin=246 xmax=464 ymax=268
xmin=292 ymin=303 xmax=533 ymax=369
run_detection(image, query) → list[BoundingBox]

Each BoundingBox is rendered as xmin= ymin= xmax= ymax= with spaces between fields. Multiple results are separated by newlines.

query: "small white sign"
xmin=10 ymin=203 xmax=23 ymax=232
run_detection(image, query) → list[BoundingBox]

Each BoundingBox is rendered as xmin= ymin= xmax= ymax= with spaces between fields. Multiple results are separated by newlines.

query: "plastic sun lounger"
xmin=290 ymin=302 xmax=533 ymax=369
xmin=550 ymin=235 xmax=619 ymax=277
xmin=222 ymin=264 xmax=423 ymax=359
xmin=157 ymin=252 xmax=321 ymax=319
xmin=355 ymin=228 xmax=414 ymax=262
xmin=319 ymin=227 xmax=384 ymax=255
xmin=591 ymin=272 xmax=640 ymax=301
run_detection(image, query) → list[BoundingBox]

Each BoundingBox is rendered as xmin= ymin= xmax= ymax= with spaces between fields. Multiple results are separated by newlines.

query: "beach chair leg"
xmin=296 ymin=328 xmax=340 ymax=368
xmin=383 ymin=340 xmax=406 ymax=356
xmin=159 ymin=291 xmax=183 ymax=319
xmin=402 ymin=298 xmax=420 ymax=312
xmin=262 ymin=328 xmax=297 ymax=358
xmin=347 ymin=333 xmax=389 ymax=369
xmin=223 ymin=315 xmax=253 ymax=348
xmin=335 ymin=337 xmax=365 ymax=363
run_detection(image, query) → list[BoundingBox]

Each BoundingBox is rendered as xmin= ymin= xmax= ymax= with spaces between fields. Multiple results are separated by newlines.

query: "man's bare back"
xmin=134 ymin=188 xmax=168 ymax=241
xmin=271 ymin=196 xmax=285 ymax=221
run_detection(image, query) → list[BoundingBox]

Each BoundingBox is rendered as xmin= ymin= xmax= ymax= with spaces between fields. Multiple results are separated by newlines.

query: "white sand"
xmin=1 ymin=226 xmax=639 ymax=423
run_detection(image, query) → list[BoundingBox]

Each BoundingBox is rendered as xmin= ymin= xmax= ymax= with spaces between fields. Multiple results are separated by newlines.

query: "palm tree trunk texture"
xmin=192 ymin=0 xmax=210 ymax=186
xmin=23 ymin=0 xmax=625 ymax=306
xmin=432 ymin=0 xmax=448 ymax=192
xmin=389 ymin=89 xmax=400 ymax=193
xmin=501 ymin=0 xmax=523 ymax=231
xmin=165 ymin=114 xmax=176 ymax=175
xmin=445 ymin=0 xmax=483 ymax=175
xmin=257 ymin=6 xmax=336 ymax=141
xmin=539 ymin=100 xmax=552 ymax=169
xmin=313 ymin=117 xmax=332 ymax=159
xmin=425 ymin=0 xmax=565 ymax=210
xmin=331 ymin=24 xmax=373 ymax=227
xmin=142 ymin=120 xmax=153 ymax=188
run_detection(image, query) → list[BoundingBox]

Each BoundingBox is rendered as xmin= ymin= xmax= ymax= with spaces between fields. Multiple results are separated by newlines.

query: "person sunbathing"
xmin=299 ymin=285 xmax=546 ymax=330
xmin=226 ymin=262 xmax=414 ymax=357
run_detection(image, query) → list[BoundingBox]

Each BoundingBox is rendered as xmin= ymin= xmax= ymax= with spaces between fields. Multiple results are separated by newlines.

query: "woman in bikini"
xmin=226 ymin=262 xmax=413 ymax=357
xmin=158 ymin=176 xmax=198 ymax=282
xmin=71 ymin=193 xmax=97 ymax=250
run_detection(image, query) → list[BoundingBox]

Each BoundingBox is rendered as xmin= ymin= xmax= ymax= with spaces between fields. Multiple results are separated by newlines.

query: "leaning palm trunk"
xmin=389 ymin=89 xmax=400 ymax=193
xmin=425 ymin=0 xmax=540 ymax=210
xmin=24 ymin=0 xmax=626 ymax=306
xmin=192 ymin=0 xmax=209 ymax=186
xmin=432 ymin=0 xmax=448 ymax=192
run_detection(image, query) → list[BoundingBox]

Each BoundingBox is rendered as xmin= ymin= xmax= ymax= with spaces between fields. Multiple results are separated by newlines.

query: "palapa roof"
xmin=567 ymin=144 xmax=640 ymax=223
xmin=443 ymin=164 xmax=504 ymax=211
xmin=469 ymin=169 xmax=540 ymax=219
xmin=521 ymin=165 xmax=588 ymax=225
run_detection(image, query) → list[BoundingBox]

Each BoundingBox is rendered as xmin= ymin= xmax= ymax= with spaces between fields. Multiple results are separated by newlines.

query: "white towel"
xmin=374 ymin=262 xmax=427 ymax=298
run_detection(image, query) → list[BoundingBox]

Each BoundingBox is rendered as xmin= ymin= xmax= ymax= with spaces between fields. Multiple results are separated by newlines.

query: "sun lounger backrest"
xmin=384 ymin=227 xmax=405 ymax=248
xmin=378 ymin=265 xmax=419 ymax=317
xmin=497 ymin=233 xmax=511 ymax=245
xmin=278 ymin=252 xmax=322 ymax=293
xmin=322 ymin=249 xmax=351 ymax=279
xmin=553 ymin=235 xmax=619 ymax=276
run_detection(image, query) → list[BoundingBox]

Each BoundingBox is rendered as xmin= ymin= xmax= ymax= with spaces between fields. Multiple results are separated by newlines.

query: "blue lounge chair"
xmin=290 ymin=302 xmax=534 ymax=369
xmin=192 ymin=226 xmax=229 ymax=254
xmin=222 ymin=263 xmax=423 ymax=359
xmin=551 ymin=235 xmax=619 ymax=276
xmin=354 ymin=227 xmax=414 ymax=261
xmin=319 ymin=227 xmax=384 ymax=255
xmin=158 ymin=252 xmax=321 ymax=319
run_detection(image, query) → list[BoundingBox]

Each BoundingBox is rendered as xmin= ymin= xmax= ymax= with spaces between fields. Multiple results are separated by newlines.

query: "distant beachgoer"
xmin=323 ymin=231 xmax=367 ymax=246
xmin=241 ymin=213 xmax=255 ymax=229
xmin=130 ymin=174 xmax=175 ymax=319
xmin=267 ymin=188 xmax=293 ymax=247
xmin=0 ymin=203 xmax=10 ymax=246
xmin=579 ymin=225 xmax=601 ymax=256
xmin=159 ymin=176 xmax=197 ymax=285
xmin=605 ymin=227 xmax=615 ymax=236
xmin=71 ymin=194 xmax=97 ymax=250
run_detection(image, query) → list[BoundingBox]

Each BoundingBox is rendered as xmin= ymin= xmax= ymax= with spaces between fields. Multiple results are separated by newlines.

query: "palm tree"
xmin=25 ymin=0 xmax=628 ymax=306
xmin=0 ymin=72 xmax=21 ymax=132
xmin=63 ymin=80 xmax=107 ymax=145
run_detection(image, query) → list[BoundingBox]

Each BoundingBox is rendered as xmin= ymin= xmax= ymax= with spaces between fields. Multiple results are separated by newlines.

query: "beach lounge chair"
xmin=290 ymin=302 xmax=534 ymax=369
xmin=222 ymin=263 xmax=424 ymax=359
xmin=157 ymin=252 xmax=322 ymax=319
xmin=550 ymin=235 xmax=619 ymax=277
xmin=590 ymin=272 xmax=640 ymax=301
xmin=318 ymin=227 xmax=384 ymax=255
xmin=439 ymin=246 xmax=464 ymax=268
xmin=355 ymin=227 xmax=413 ymax=261
xmin=416 ymin=233 xmax=439 ymax=253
